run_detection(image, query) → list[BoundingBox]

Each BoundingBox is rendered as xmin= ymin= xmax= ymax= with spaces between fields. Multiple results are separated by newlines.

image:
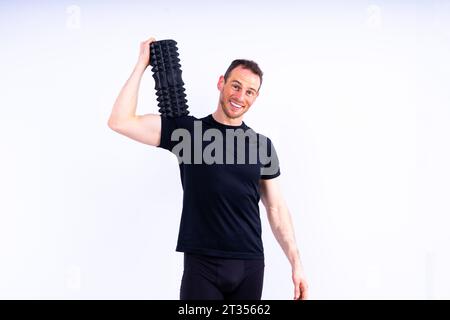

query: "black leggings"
xmin=180 ymin=253 xmax=265 ymax=300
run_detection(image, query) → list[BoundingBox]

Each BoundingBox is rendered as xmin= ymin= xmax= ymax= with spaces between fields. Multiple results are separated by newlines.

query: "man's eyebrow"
xmin=231 ymin=80 xmax=257 ymax=92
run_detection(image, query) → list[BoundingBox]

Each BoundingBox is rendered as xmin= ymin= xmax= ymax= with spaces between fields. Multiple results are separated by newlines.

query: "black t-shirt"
xmin=158 ymin=114 xmax=280 ymax=259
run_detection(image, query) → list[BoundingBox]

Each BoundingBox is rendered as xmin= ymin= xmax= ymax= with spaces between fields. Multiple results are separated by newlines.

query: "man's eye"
xmin=247 ymin=91 xmax=254 ymax=96
xmin=232 ymin=85 xmax=240 ymax=90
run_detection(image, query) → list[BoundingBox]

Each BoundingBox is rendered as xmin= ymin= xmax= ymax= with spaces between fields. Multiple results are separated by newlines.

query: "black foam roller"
xmin=149 ymin=39 xmax=189 ymax=118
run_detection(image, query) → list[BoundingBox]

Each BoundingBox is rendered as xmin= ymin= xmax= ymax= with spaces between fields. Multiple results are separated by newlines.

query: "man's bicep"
xmin=259 ymin=177 xmax=283 ymax=209
xmin=110 ymin=113 xmax=161 ymax=147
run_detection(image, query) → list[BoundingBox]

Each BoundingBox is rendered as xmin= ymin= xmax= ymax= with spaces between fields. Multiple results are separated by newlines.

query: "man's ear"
xmin=217 ymin=75 xmax=225 ymax=91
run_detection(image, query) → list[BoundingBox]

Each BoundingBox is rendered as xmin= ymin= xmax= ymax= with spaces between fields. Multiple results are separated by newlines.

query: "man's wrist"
xmin=133 ymin=62 xmax=147 ymax=74
xmin=289 ymin=250 xmax=302 ymax=270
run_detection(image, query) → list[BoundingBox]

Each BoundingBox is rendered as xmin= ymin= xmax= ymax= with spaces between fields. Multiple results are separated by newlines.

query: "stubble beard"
xmin=220 ymin=96 xmax=246 ymax=120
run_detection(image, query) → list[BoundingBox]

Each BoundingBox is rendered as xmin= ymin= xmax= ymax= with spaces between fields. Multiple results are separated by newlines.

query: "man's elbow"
xmin=267 ymin=204 xmax=281 ymax=216
xmin=107 ymin=117 xmax=127 ymax=132
xmin=266 ymin=200 xmax=289 ymax=221
xmin=107 ymin=118 xmax=116 ymax=130
xmin=108 ymin=117 xmax=122 ymax=131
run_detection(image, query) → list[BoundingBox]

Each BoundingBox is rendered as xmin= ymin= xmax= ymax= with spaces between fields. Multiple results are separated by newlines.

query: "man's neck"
xmin=212 ymin=110 xmax=243 ymax=126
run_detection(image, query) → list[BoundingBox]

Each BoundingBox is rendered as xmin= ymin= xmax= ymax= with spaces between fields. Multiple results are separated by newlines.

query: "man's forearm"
xmin=266 ymin=201 xmax=302 ymax=269
xmin=108 ymin=64 xmax=146 ymax=126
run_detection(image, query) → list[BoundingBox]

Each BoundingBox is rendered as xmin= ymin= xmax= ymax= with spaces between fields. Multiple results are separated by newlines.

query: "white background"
xmin=1 ymin=0 xmax=449 ymax=299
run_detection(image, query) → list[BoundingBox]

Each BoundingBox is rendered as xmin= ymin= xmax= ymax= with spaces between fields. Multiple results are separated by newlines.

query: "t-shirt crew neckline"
xmin=207 ymin=114 xmax=248 ymax=130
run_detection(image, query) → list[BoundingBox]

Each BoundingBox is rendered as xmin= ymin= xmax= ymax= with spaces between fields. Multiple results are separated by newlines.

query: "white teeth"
xmin=231 ymin=101 xmax=242 ymax=108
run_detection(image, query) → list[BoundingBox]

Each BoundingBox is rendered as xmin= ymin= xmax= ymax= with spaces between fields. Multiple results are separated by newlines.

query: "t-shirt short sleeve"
xmin=157 ymin=115 xmax=195 ymax=152
xmin=259 ymin=136 xmax=281 ymax=180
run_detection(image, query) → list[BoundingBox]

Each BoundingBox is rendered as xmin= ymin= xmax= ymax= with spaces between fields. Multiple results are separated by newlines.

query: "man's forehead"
xmin=228 ymin=67 xmax=260 ymax=90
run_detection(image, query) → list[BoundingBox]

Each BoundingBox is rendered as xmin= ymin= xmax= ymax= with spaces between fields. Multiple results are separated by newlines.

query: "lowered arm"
xmin=260 ymin=177 xmax=309 ymax=300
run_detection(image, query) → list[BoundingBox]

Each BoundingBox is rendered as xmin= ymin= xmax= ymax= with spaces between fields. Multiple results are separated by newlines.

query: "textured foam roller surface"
xmin=150 ymin=40 xmax=190 ymax=118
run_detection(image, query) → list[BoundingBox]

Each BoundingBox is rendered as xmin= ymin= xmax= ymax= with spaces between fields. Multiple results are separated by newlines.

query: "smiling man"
xmin=108 ymin=37 xmax=308 ymax=300
xmin=217 ymin=61 xmax=260 ymax=122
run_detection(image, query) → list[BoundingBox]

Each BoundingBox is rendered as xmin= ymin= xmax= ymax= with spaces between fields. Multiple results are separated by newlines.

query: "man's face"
xmin=217 ymin=66 xmax=260 ymax=120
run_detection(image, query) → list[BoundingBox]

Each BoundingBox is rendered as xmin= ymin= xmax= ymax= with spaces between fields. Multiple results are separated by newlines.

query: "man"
xmin=108 ymin=37 xmax=308 ymax=300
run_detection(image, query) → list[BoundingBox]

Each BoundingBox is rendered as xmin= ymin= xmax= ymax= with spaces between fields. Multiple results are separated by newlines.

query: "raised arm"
xmin=260 ymin=177 xmax=309 ymax=300
xmin=107 ymin=37 xmax=161 ymax=147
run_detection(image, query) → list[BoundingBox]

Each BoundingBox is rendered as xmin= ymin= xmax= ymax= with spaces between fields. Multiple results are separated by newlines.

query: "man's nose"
xmin=235 ymin=91 xmax=245 ymax=102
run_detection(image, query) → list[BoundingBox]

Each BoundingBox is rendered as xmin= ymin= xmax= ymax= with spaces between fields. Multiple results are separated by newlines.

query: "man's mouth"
xmin=230 ymin=101 xmax=243 ymax=109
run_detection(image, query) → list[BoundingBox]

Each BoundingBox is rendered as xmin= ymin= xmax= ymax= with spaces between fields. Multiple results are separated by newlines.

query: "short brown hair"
xmin=224 ymin=59 xmax=263 ymax=91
